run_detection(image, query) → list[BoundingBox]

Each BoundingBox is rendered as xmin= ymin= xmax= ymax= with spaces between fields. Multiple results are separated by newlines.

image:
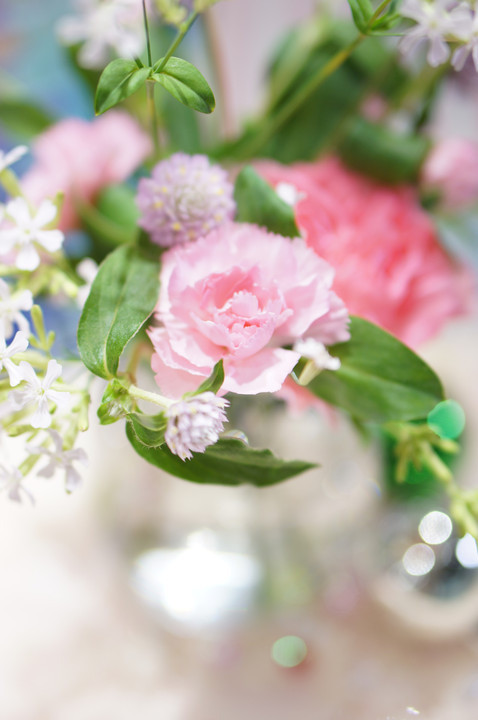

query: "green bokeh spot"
xmin=427 ymin=400 xmax=466 ymax=440
xmin=271 ymin=636 xmax=308 ymax=668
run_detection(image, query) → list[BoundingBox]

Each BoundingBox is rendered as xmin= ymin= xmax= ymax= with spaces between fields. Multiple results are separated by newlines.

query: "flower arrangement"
xmin=0 ymin=0 xmax=477 ymax=538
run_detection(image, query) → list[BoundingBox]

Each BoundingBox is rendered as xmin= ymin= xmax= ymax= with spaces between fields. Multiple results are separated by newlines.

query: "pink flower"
xmin=257 ymin=157 xmax=472 ymax=348
xmin=148 ymin=222 xmax=350 ymax=397
xmin=22 ymin=112 xmax=152 ymax=230
xmin=421 ymin=138 xmax=478 ymax=209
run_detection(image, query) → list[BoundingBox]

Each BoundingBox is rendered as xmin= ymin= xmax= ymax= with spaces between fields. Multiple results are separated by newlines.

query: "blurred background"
xmin=2 ymin=1 xmax=478 ymax=719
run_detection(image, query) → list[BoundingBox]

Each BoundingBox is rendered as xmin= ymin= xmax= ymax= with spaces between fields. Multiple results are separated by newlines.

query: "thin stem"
xmin=236 ymin=34 xmax=365 ymax=159
xmin=147 ymin=81 xmax=161 ymax=159
xmin=128 ymin=383 xmax=174 ymax=408
xmin=142 ymin=0 xmax=153 ymax=67
xmin=154 ymin=11 xmax=199 ymax=73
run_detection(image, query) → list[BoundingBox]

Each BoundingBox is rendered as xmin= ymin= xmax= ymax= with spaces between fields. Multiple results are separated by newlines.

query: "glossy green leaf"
xmin=304 ymin=317 xmax=444 ymax=423
xmin=95 ymin=59 xmax=151 ymax=115
xmin=78 ymin=245 xmax=160 ymax=379
xmin=127 ymin=412 xmax=167 ymax=447
xmin=152 ymin=57 xmax=215 ymax=114
xmin=234 ymin=166 xmax=301 ymax=238
xmin=126 ymin=425 xmax=316 ymax=487
xmin=185 ymin=360 xmax=225 ymax=397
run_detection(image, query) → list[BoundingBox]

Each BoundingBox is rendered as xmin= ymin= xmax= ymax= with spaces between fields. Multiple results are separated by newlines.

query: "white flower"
xmin=56 ymin=0 xmax=147 ymax=69
xmin=0 ymin=145 xmax=28 ymax=174
xmin=76 ymin=257 xmax=98 ymax=307
xmin=0 ymin=463 xmax=34 ymax=504
xmin=275 ymin=182 xmax=306 ymax=207
xmin=10 ymin=359 xmax=70 ymax=429
xmin=165 ymin=392 xmax=229 ymax=461
xmin=293 ymin=338 xmax=341 ymax=372
xmin=0 ymin=198 xmax=64 ymax=271
xmin=0 ymin=278 xmax=33 ymax=337
xmin=28 ymin=430 xmax=88 ymax=493
xmin=452 ymin=7 xmax=478 ymax=71
xmin=0 ymin=330 xmax=29 ymax=386
xmin=400 ymin=0 xmax=471 ymax=66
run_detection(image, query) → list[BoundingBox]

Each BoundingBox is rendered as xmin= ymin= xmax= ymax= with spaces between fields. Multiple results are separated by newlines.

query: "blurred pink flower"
xmin=257 ymin=157 xmax=472 ymax=348
xmin=148 ymin=222 xmax=350 ymax=397
xmin=22 ymin=112 xmax=152 ymax=230
xmin=421 ymin=138 xmax=478 ymax=208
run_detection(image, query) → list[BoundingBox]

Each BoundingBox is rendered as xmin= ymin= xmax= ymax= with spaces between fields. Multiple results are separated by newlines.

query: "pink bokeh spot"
xmin=148 ymin=222 xmax=350 ymax=397
xmin=22 ymin=112 xmax=152 ymax=231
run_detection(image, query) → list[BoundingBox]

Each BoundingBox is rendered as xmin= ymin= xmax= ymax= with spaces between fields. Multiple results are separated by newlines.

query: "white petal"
xmin=35 ymin=229 xmax=64 ymax=253
xmin=30 ymin=398 xmax=52 ymax=429
xmin=47 ymin=388 xmax=71 ymax=409
xmin=427 ymin=36 xmax=450 ymax=66
xmin=43 ymin=359 xmax=63 ymax=389
xmin=452 ymin=44 xmax=471 ymax=70
xmin=34 ymin=199 xmax=57 ymax=228
xmin=3 ymin=358 xmax=24 ymax=387
xmin=37 ymin=461 xmax=57 ymax=479
xmin=6 ymin=330 xmax=29 ymax=357
xmin=15 ymin=244 xmax=40 ymax=271
xmin=65 ymin=466 xmax=82 ymax=492
xmin=6 ymin=197 xmax=31 ymax=227
xmin=3 ymin=145 xmax=28 ymax=169
xmin=15 ymin=360 xmax=39 ymax=387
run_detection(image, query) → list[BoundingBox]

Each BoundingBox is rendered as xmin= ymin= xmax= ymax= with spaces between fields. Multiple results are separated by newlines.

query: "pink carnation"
xmin=257 ymin=157 xmax=472 ymax=348
xmin=22 ymin=112 xmax=152 ymax=230
xmin=421 ymin=138 xmax=478 ymax=209
xmin=148 ymin=222 xmax=350 ymax=397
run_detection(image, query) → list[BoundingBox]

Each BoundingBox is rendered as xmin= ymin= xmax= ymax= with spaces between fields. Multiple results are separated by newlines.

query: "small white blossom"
xmin=0 ymin=279 xmax=33 ymax=337
xmin=76 ymin=257 xmax=98 ymax=307
xmin=400 ymin=0 xmax=471 ymax=66
xmin=293 ymin=338 xmax=341 ymax=372
xmin=28 ymin=430 xmax=88 ymax=492
xmin=57 ymin=0 xmax=147 ymax=69
xmin=275 ymin=182 xmax=306 ymax=207
xmin=0 ymin=330 xmax=29 ymax=386
xmin=0 ymin=198 xmax=64 ymax=271
xmin=452 ymin=7 xmax=478 ymax=71
xmin=0 ymin=463 xmax=34 ymax=504
xmin=0 ymin=145 xmax=28 ymax=174
xmin=165 ymin=392 xmax=229 ymax=461
xmin=10 ymin=359 xmax=70 ymax=429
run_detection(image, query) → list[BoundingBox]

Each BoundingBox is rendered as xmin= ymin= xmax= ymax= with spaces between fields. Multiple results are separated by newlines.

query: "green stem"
xmin=146 ymin=80 xmax=161 ymax=159
xmin=154 ymin=11 xmax=199 ymax=73
xmin=235 ymin=34 xmax=365 ymax=159
xmin=0 ymin=168 xmax=24 ymax=198
xmin=128 ymin=383 xmax=174 ymax=409
xmin=142 ymin=0 xmax=153 ymax=67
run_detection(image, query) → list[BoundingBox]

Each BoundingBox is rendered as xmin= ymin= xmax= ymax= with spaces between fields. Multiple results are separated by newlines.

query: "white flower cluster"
xmin=57 ymin=0 xmax=151 ymax=69
xmin=0 ymin=146 xmax=90 ymax=504
xmin=400 ymin=0 xmax=478 ymax=71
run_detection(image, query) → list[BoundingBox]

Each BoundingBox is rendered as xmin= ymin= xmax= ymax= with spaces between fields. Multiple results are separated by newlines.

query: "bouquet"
xmin=0 ymin=0 xmax=477 ymax=541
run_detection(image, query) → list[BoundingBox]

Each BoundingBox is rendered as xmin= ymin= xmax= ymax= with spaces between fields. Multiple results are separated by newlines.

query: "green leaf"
xmin=126 ymin=411 xmax=167 ymax=447
xmin=96 ymin=184 xmax=140 ymax=235
xmin=97 ymin=378 xmax=135 ymax=425
xmin=74 ymin=194 xmax=136 ymax=250
xmin=346 ymin=0 xmax=374 ymax=32
xmin=78 ymin=245 xmax=160 ymax=379
xmin=126 ymin=425 xmax=316 ymax=486
xmin=234 ymin=166 xmax=301 ymax=238
xmin=0 ymin=96 xmax=53 ymax=139
xmin=304 ymin=317 xmax=444 ymax=423
xmin=185 ymin=360 xmax=225 ymax=397
xmin=338 ymin=118 xmax=431 ymax=184
xmin=95 ymin=59 xmax=151 ymax=115
xmin=152 ymin=57 xmax=215 ymax=114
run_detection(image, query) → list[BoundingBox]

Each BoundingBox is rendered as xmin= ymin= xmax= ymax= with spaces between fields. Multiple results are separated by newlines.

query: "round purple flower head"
xmin=136 ymin=153 xmax=236 ymax=247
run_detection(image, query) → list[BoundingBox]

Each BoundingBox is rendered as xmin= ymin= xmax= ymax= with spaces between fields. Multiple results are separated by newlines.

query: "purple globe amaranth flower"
xmin=165 ymin=392 xmax=229 ymax=461
xmin=136 ymin=153 xmax=236 ymax=247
